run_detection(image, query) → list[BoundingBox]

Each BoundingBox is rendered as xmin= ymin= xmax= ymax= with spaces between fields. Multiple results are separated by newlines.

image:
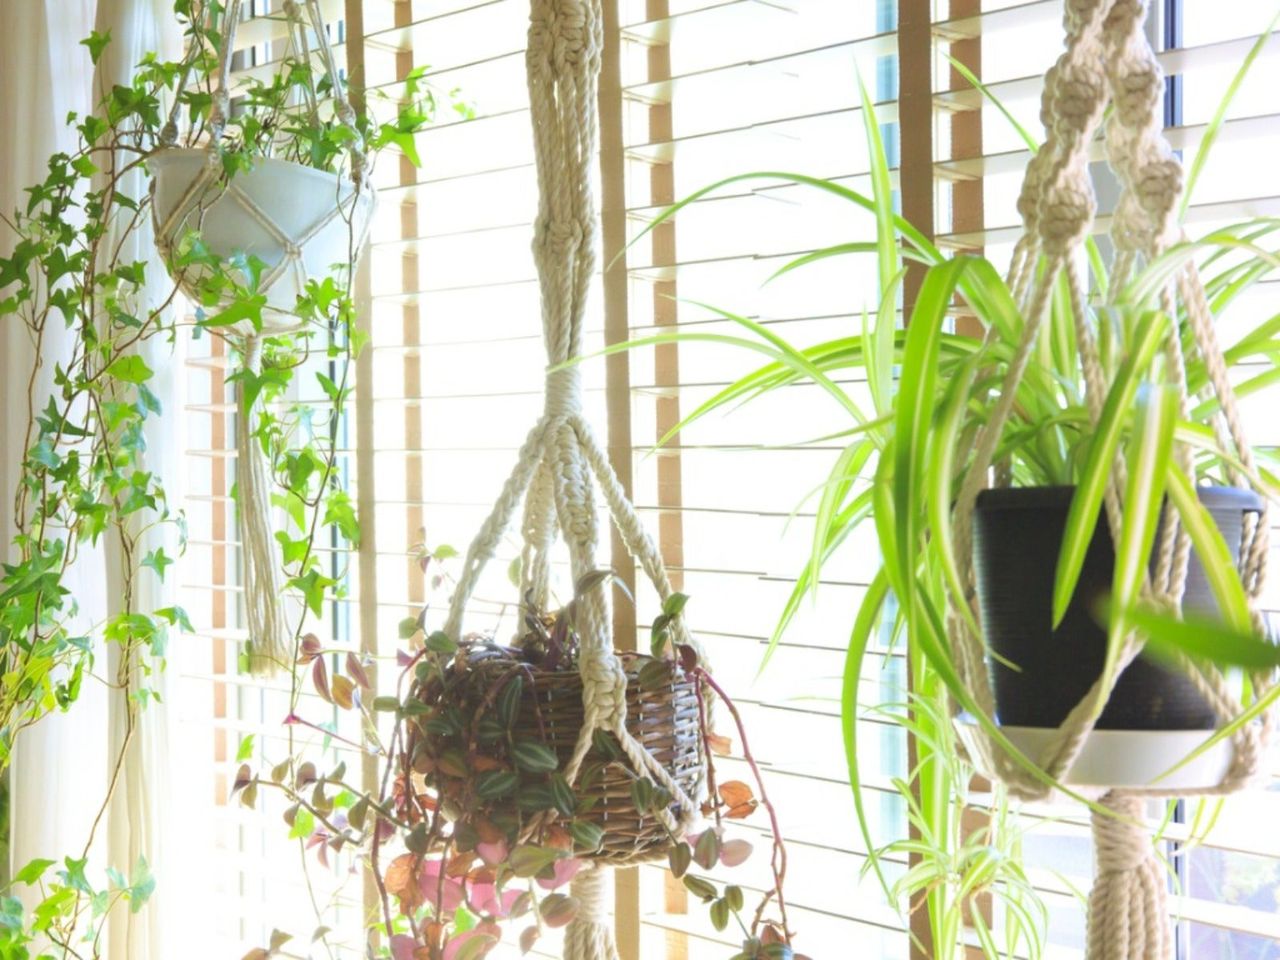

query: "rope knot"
xmin=545 ymin=365 xmax=583 ymax=421
xmin=1092 ymin=795 xmax=1150 ymax=874
xmin=540 ymin=216 xmax=585 ymax=254
xmin=1065 ymin=0 xmax=1108 ymax=29
xmin=1109 ymin=61 xmax=1162 ymax=124
xmin=1039 ymin=177 xmax=1096 ymax=251
xmin=1049 ymin=64 xmax=1106 ymax=138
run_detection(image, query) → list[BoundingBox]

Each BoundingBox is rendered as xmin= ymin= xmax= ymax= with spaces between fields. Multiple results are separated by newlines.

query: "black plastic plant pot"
xmin=972 ymin=485 xmax=1263 ymax=730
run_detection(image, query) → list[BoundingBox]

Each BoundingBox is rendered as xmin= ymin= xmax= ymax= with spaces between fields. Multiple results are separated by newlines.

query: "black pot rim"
xmin=975 ymin=484 xmax=1263 ymax=513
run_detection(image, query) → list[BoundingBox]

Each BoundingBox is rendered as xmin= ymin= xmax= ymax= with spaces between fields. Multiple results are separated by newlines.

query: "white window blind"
xmin=172 ymin=1 xmax=1280 ymax=958
xmin=616 ymin=0 xmax=911 ymax=955
xmin=931 ymin=2 xmax=1280 ymax=958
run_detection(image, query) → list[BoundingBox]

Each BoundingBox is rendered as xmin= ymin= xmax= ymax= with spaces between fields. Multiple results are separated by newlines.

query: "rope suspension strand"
xmin=441 ymin=2 xmax=707 ymax=957
xmin=945 ymin=2 xmax=1274 ymax=958
xmin=1086 ymin=793 xmax=1173 ymax=960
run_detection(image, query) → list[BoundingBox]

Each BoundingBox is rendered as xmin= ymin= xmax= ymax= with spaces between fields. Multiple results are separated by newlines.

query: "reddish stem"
xmin=694 ymin=666 xmax=791 ymax=943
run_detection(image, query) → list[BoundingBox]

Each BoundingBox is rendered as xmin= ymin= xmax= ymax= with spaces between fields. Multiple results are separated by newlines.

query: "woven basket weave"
xmin=408 ymin=645 xmax=702 ymax=866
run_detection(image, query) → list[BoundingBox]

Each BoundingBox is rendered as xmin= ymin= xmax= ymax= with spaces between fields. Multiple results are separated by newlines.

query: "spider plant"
xmin=581 ymin=46 xmax=1280 ymax=954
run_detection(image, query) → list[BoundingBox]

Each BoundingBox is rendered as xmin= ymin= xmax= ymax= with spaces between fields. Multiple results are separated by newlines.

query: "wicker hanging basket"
xmin=405 ymin=642 xmax=703 ymax=864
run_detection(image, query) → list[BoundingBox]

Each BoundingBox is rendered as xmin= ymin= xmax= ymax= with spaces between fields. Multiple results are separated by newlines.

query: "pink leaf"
xmin=442 ymin=926 xmax=499 ymax=960
xmin=719 ymin=838 xmax=753 ymax=867
xmin=420 ymin=859 xmax=464 ymax=913
xmin=390 ymin=935 xmax=418 ymax=960
xmin=536 ymin=857 xmax=582 ymax=891
xmin=475 ymin=839 xmax=508 ymax=867
xmin=346 ymin=651 xmax=372 ymax=690
xmin=313 ymin=657 xmax=331 ymax=703
xmin=299 ymin=633 xmax=322 ymax=664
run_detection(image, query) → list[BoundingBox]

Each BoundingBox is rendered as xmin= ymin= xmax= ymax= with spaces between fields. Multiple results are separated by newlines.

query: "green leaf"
xmin=511 ymin=739 xmax=560 ymax=774
xmin=497 ymin=675 xmax=524 ymax=726
xmin=474 ymin=770 xmax=520 ymax=800
xmin=80 ymin=29 xmax=111 ymax=64
xmin=548 ymin=773 xmax=576 ymax=818
xmin=569 ymin=820 xmax=604 ymax=852
xmin=1121 ymin=603 xmax=1280 ymax=670
xmin=1181 ymin=11 xmax=1280 ymax=214
xmin=508 ymin=845 xmax=560 ymax=878
xmin=105 ymin=355 xmax=154 ymax=384
xmin=1164 ymin=464 xmax=1252 ymax=633
xmin=288 ymin=806 xmax=315 ymax=841
xmin=1105 ymin=382 xmax=1178 ymax=688
xmin=662 ymin=592 xmax=690 ymax=617
xmin=1053 ymin=310 xmax=1169 ymax=625
xmin=893 ymin=257 xmax=971 ymax=598
xmin=141 ymin=547 xmax=172 ymax=581
xmin=12 ymin=859 xmax=55 ymax=887
xmin=425 ymin=630 xmax=457 ymax=655
xmin=856 ymin=67 xmax=900 ymax=299
xmin=236 ymin=735 xmax=255 ymax=763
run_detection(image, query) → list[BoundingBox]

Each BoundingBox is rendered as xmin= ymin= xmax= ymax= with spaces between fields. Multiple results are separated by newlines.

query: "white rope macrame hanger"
xmin=439 ymin=2 xmax=705 ymax=957
xmin=945 ymin=2 xmax=1274 ymax=958
xmin=153 ymin=0 xmax=374 ymax=675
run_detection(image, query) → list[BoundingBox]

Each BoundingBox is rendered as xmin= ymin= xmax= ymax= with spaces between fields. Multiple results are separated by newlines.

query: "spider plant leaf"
xmin=1155 ymin=675 xmax=1280 ymax=780
xmin=1125 ymin=603 xmax=1280 ymax=670
xmin=768 ymin=486 xmax=875 ymax=659
xmin=928 ymin=353 xmax=981 ymax=637
xmin=1105 ymin=383 xmax=1178 ymax=688
xmin=843 ymin=568 xmax=894 ymax=905
xmin=857 ymin=67 xmax=901 ymax=297
xmin=765 ymin=241 xmax=879 ymax=282
xmin=1053 ymin=309 xmax=1169 ymax=627
xmin=894 ymin=257 xmax=971 ymax=593
xmin=868 ymin=268 xmax=906 ymax=417
xmin=946 ymin=54 xmax=1038 ymax=153
xmin=1164 ymin=462 xmax=1252 ymax=634
xmin=619 ymin=170 xmax=943 ymax=267
xmin=1181 ymin=10 xmax=1280 ymax=215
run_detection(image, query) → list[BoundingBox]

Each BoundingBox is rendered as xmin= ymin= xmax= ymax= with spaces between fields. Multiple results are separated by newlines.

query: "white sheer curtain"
xmin=1 ymin=3 xmax=183 ymax=957
xmin=1 ymin=0 xmax=108 ymax=916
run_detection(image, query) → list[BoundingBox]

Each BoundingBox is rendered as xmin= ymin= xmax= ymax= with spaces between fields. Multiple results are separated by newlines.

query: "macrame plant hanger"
xmin=947 ymin=2 xmax=1274 ymax=959
xmin=439 ymin=2 xmax=704 ymax=958
xmin=154 ymin=0 xmax=373 ymax=675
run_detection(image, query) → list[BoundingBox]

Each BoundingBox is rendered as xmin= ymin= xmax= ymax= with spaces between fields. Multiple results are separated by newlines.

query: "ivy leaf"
xmin=141 ymin=547 xmax=172 ymax=581
xmin=202 ymin=295 xmax=266 ymax=332
xmin=154 ymin=605 xmax=194 ymax=634
xmin=323 ymin=490 xmax=359 ymax=546
xmin=105 ymin=355 xmax=154 ymax=384
xmin=288 ymin=806 xmax=315 ymax=841
xmin=290 ymin=570 xmax=334 ymax=618
xmin=80 ymin=29 xmax=111 ymax=64
xmin=13 ymin=859 xmax=55 ymax=886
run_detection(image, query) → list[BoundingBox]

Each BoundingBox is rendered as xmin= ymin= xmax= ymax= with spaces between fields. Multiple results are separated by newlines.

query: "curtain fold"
xmin=92 ymin=5 xmax=185 ymax=958
xmin=1 ymin=0 xmax=108 ymax=922
xmin=2 ymin=3 xmax=183 ymax=957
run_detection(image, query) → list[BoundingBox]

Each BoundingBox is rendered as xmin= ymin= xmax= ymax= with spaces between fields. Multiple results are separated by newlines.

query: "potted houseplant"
xmin=0 ymin=0 xmax=448 ymax=950
xmin=592 ymin=21 xmax=1280 ymax=955
xmin=232 ymin=575 xmax=798 ymax=959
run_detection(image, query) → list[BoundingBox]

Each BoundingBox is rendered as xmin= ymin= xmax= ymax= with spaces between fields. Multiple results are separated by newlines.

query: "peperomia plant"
xmin=0 ymin=1 xmax=457 ymax=953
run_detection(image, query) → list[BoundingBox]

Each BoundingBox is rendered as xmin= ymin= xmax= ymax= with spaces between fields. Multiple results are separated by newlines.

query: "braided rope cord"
xmin=946 ymin=2 xmax=1274 ymax=958
xmin=439 ymin=2 xmax=708 ymax=955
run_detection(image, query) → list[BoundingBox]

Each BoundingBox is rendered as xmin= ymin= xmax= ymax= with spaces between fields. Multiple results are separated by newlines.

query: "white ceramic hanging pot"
xmin=150 ymin=148 xmax=376 ymax=330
